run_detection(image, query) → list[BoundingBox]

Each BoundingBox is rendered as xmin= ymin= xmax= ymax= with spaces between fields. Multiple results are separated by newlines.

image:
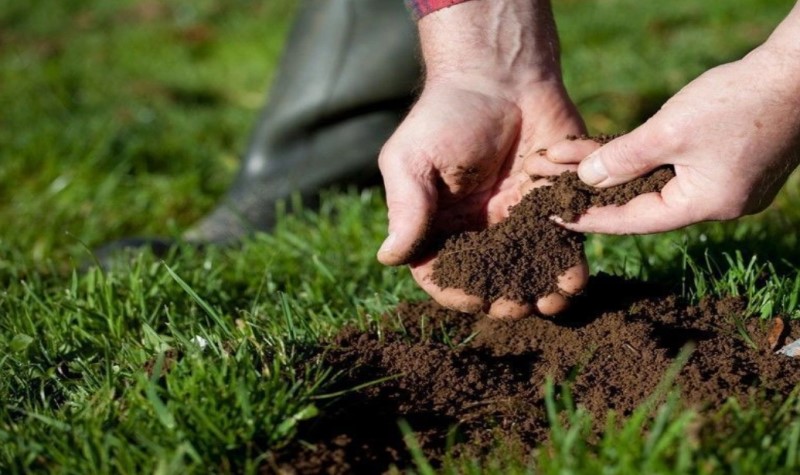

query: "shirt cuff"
xmin=405 ymin=0 xmax=477 ymax=21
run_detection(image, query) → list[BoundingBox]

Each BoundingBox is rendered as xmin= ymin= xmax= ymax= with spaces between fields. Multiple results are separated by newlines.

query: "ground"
xmin=2 ymin=0 xmax=800 ymax=473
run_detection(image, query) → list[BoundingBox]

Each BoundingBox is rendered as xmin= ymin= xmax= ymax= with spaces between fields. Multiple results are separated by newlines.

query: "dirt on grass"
xmin=265 ymin=137 xmax=799 ymax=473
xmin=267 ymin=278 xmax=800 ymax=474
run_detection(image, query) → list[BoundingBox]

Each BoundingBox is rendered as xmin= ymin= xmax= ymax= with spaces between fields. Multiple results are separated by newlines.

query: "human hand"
xmin=377 ymin=0 xmax=589 ymax=319
xmin=533 ymin=44 xmax=800 ymax=234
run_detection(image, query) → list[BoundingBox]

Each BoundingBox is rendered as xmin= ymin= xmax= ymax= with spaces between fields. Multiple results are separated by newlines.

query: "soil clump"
xmin=268 ymin=276 xmax=800 ymax=474
xmin=432 ymin=145 xmax=674 ymax=304
xmin=266 ymin=137 xmax=791 ymax=474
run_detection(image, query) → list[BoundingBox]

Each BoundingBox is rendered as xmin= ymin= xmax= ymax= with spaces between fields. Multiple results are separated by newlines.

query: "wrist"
xmin=745 ymin=43 xmax=800 ymax=100
xmin=418 ymin=0 xmax=563 ymax=93
xmin=750 ymin=3 xmax=800 ymax=92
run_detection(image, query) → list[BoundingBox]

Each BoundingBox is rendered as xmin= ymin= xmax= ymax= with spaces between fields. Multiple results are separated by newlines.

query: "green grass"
xmin=3 ymin=0 xmax=800 ymax=472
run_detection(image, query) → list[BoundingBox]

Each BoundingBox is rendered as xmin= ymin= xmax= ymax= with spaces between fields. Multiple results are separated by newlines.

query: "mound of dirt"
xmin=268 ymin=276 xmax=800 ymax=474
xmin=432 ymin=139 xmax=674 ymax=304
xmin=265 ymin=137 xmax=792 ymax=473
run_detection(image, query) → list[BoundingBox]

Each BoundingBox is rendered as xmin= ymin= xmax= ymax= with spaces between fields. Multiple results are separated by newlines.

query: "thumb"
xmin=377 ymin=149 xmax=437 ymax=266
xmin=577 ymin=129 xmax=665 ymax=188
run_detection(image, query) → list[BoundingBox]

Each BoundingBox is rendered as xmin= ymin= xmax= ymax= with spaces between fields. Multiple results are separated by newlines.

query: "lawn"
xmin=2 ymin=0 xmax=800 ymax=473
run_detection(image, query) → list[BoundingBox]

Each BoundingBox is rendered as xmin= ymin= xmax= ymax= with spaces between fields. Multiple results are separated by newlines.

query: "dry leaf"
xmin=767 ymin=317 xmax=786 ymax=351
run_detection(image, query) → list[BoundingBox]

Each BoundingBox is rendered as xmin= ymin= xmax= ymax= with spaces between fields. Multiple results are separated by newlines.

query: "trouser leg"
xmin=183 ymin=0 xmax=421 ymax=242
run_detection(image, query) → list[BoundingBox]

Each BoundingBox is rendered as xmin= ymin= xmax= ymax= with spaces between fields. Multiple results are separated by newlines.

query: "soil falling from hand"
xmin=266 ymin=143 xmax=797 ymax=473
xmin=431 ymin=165 xmax=674 ymax=305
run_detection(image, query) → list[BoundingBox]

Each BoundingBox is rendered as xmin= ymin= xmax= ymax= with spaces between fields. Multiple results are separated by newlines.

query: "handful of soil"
xmin=431 ymin=150 xmax=675 ymax=306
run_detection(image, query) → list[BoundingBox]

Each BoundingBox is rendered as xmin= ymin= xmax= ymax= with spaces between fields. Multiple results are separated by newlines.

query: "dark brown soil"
xmin=264 ymin=137 xmax=792 ymax=473
xmin=432 ymin=162 xmax=674 ymax=305
xmin=267 ymin=276 xmax=800 ymax=474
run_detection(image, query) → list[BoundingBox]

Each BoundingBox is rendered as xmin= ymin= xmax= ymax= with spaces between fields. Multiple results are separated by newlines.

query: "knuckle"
xmin=377 ymin=138 xmax=401 ymax=170
xmin=608 ymin=142 xmax=646 ymax=175
xmin=647 ymin=120 xmax=685 ymax=151
xmin=377 ymin=146 xmax=392 ymax=172
xmin=607 ymin=119 xmax=685 ymax=177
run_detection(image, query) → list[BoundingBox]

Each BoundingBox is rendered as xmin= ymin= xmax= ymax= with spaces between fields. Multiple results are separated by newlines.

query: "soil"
xmin=267 ymin=276 xmax=800 ymax=474
xmin=432 ymin=138 xmax=674 ymax=305
xmin=264 ymin=137 xmax=797 ymax=473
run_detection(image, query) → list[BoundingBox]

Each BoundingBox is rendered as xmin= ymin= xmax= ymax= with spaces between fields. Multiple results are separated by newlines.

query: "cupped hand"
xmin=532 ymin=46 xmax=800 ymax=235
xmin=378 ymin=78 xmax=590 ymax=319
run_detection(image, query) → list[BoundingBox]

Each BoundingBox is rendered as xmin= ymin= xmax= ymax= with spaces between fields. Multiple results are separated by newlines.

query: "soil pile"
xmin=265 ymin=137 xmax=791 ymax=474
xmin=268 ymin=276 xmax=800 ymax=474
xmin=432 ymin=158 xmax=674 ymax=305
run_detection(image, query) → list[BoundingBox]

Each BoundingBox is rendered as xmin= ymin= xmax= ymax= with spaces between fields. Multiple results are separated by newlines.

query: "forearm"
xmin=742 ymin=1 xmax=800 ymax=166
xmin=417 ymin=0 xmax=564 ymax=91
xmin=740 ymin=1 xmax=800 ymax=104
xmin=762 ymin=1 xmax=800 ymax=59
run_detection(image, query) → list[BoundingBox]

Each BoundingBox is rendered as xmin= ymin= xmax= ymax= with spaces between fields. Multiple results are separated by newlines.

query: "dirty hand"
xmin=534 ymin=8 xmax=800 ymax=234
xmin=377 ymin=0 xmax=589 ymax=319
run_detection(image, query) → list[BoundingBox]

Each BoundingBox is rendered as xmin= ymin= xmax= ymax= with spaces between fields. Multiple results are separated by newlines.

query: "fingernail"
xmin=378 ymin=233 xmax=396 ymax=256
xmin=578 ymin=154 xmax=608 ymax=186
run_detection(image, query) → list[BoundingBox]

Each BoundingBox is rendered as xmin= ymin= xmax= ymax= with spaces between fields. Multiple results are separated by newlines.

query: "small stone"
xmin=776 ymin=337 xmax=800 ymax=357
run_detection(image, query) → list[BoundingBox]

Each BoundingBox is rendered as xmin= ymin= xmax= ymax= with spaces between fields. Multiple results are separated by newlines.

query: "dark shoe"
xmin=90 ymin=237 xmax=178 ymax=270
xmin=95 ymin=0 xmax=420 ymax=263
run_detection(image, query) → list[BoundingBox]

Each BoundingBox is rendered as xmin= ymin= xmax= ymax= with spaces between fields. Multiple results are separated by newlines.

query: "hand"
xmin=376 ymin=0 xmax=589 ymax=319
xmin=534 ymin=43 xmax=800 ymax=234
xmin=378 ymin=80 xmax=589 ymax=319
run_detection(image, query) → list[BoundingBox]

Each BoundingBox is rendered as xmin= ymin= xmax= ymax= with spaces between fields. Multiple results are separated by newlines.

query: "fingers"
xmin=555 ymin=181 xmax=696 ymax=234
xmin=523 ymin=155 xmax=578 ymax=177
xmin=527 ymin=130 xmax=669 ymax=188
xmin=556 ymin=261 xmax=590 ymax=296
xmin=486 ymin=261 xmax=589 ymax=319
xmin=531 ymin=261 xmax=590 ymax=317
xmin=488 ymin=299 xmax=535 ymax=320
xmin=533 ymin=293 xmax=569 ymax=318
xmin=377 ymin=148 xmax=438 ymax=266
xmin=576 ymin=130 xmax=666 ymax=188
xmin=518 ymin=176 xmax=553 ymax=197
xmin=411 ymin=256 xmax=589 ymax=320
xmin=522 ymin=137 xmax=598 ymax=177
xmin=543 ymin=137 xmax=602 ymax=166
xmin=409 ymin=260 xmax=484 ymax=314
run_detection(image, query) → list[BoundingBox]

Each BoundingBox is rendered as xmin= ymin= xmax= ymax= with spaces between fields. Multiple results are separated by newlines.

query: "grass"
xmin=2 ymin=0 xmax=800 ymax=472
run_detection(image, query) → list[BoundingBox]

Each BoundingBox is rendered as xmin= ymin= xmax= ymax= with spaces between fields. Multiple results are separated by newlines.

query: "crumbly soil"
xmin=266 ymin=276 xmax=800 ymax=474
xmin=432 ymin=139 xmax=674 ymax=304
xmin=264 ymin=137 xmax=796 ymax=473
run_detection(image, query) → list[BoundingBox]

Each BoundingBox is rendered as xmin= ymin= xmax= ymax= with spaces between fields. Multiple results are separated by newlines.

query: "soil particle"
xmin=268 ymin=276 xmax=800 ymax=473
xmin=143 ymin=349 xmax=180 ymax=378
xmin=565 ymin=133 xmax=622 ymax=144
xmin=432 ymin=167 xmax=675 ymax=305
xmin=266 ymin=135 xmax=787 ymax=473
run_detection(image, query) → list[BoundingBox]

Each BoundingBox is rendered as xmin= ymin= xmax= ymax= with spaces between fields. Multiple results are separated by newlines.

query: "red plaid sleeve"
xmin=405 ymin=0 xmax=477 ymax=20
